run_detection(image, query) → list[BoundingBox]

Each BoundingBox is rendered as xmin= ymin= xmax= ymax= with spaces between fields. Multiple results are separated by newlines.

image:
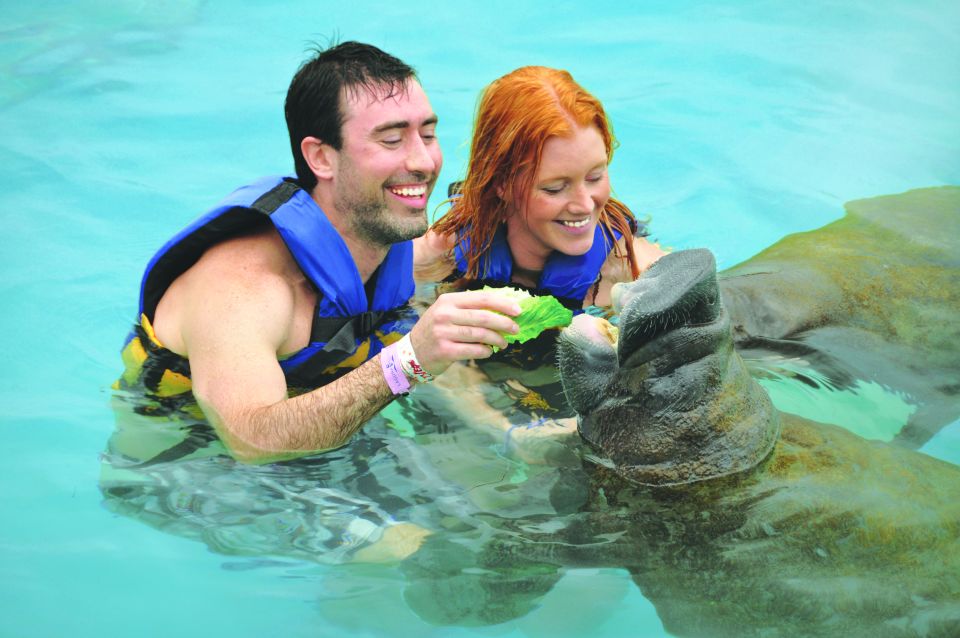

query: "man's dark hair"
xmin=284 ymin=41 xmax=417 ymax=191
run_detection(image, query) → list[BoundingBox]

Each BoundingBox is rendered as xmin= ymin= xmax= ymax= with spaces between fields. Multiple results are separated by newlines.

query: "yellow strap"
xmin=119 ymin=336 xmax=148 ymax=386
xmin=156 ymin=369 xmax=192 ymax=397
xmin=139 ymin=314 xmax=164 ymax=347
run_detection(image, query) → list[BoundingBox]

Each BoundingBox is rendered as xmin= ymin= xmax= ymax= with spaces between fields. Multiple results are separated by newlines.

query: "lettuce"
xmin=482 ymin=286 xmax=574 ymax=344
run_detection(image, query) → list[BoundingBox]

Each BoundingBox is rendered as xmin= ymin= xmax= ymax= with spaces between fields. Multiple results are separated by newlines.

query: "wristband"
xmin=396 ymin=334 xmax=434 ymax=383
xmin=380 ymin=343 xmax=411 ymax=396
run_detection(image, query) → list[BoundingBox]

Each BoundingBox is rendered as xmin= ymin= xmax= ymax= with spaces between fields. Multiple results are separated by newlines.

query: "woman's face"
xmin=505 ymin=123 xmax=610 ymax=270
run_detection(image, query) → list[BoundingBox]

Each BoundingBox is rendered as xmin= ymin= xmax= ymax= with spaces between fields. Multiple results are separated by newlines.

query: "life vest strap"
xmin=310 ymin=311 xmax=383 ymax=353
xmin=251 ymin=179 xmax=302 ymax=216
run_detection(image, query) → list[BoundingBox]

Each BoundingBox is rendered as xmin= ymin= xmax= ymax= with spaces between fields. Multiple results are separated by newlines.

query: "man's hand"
xmin=408 ymin=290 xmax=521 ymax=376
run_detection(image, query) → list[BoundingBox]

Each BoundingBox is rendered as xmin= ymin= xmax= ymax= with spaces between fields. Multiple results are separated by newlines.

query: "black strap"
xmin=447 ymin=180 xmax=465 ymax=198
xmin=283 ymin=311 xmax=385 ymax=389
xmin=309 ymin=311 xmax=384 ymax=354
xmin=251 ymin=179 xmax=302 ymax=216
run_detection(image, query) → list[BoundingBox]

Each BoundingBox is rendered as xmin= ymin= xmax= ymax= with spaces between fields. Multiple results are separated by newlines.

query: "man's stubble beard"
xmin=346 ymin=198 xmax=428 ymax=246
xmin=334 ymin=157 xmax=430 ymax=247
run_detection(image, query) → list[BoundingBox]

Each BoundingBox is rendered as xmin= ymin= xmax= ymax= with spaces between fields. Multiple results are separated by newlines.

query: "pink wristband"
xmin=380 ymin=343 xmax=411 ymax=396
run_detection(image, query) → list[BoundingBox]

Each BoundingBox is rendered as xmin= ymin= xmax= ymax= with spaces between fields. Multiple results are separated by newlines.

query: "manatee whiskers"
xmin=558 ymin=315 xmax=620 ymax=416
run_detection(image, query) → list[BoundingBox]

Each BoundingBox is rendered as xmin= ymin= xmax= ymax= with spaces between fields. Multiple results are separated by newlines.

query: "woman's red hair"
xmin=432 ymin=66 xmax=639 ymax=280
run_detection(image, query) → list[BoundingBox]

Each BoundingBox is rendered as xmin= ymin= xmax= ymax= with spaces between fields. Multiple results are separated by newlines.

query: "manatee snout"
xmin=614 ymin=249 xmax=721 ymax=358
xmin=559 ymin=248 xmax=780 ymax=486
xmin=560 ymin=249 xmax=724 ymax=417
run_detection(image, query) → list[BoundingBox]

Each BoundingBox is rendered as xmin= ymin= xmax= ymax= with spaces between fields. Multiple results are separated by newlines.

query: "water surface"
xmin=1 ymin=2 xmax=959 ymax=636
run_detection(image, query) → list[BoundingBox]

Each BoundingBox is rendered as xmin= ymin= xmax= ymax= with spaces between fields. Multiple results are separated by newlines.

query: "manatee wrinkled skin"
xmin=562 ymin=249 xmax=781 ymax=486
xmin=556 ymin=242 xmax=960 ymax=637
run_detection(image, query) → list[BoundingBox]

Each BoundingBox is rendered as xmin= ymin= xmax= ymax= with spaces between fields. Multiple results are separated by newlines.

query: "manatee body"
xmin=557 ymin=248 xmax=960 ymax=637
xmin=719 ymin=186 xmax=960 ymax=446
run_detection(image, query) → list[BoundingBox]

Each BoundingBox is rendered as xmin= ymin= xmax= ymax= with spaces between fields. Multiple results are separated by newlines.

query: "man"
xmin=117 ymin=42 xmax=520 ymax=463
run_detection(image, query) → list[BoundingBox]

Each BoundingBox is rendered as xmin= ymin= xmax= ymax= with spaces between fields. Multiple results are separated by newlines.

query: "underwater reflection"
xmin=101 ymin=384 xmax=960 ymax=637
xmin=100 ymin=383 xmax=584 ymax=565
xmin=100 ymin=396 xmax=440 ymax=565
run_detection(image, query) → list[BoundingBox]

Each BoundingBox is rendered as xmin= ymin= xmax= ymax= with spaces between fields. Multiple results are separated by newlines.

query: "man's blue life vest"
xmin=129 ymin=175 xmax=417 ymax=392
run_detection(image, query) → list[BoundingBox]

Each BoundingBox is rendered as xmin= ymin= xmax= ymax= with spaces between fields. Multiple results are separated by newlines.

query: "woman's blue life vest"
xmin=442 ymin=181 xmax=644 ymax=310
xmin=119 ymin=175 xmax=419 ymax=397
xmin=449 ymin=222 xmax=633 ymax=311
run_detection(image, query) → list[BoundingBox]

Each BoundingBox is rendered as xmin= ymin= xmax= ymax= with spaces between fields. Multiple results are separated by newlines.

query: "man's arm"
xmin=196 ymin=357 xmax=396 ymax=464
xmin=178 ymin=251 xmax=520 ymax=463
xmin=177 ymin=250 xmax=375 ymax=462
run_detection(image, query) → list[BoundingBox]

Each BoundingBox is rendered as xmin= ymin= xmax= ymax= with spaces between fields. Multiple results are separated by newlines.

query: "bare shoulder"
xmin=632 ymin=235 xmax=667 ymax=273
xmin=199 ymin=227 xmax=304 ymax=288
xmin=154 ymin=227 xmax=312 ymax=355
xmin=591 ymin=235 xmax=668 ymax=308
xmin=600 ymin=235 xmax=666 ymax=281
xmin=413 ymin=228 xmax=457 ymax=282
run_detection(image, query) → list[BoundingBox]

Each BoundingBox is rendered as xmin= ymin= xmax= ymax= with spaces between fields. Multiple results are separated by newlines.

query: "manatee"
xmin=553 ymin=247 xmax=960 ymax=637
xmin=718 ymin=186 xmax=960 ymax=446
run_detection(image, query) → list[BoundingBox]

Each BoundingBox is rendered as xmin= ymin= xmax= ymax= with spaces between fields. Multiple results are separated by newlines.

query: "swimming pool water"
xmin=2 ymin=2 xmax=959 ymax=637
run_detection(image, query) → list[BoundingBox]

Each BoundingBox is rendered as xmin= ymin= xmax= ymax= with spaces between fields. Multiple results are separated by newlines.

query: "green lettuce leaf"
xmin=482 ymin=286 xmax=574 ymax=345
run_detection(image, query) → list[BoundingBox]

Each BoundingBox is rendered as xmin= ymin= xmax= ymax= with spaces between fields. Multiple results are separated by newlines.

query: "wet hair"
xmin=284 ymin=41 xmax=417 ymax=191
xmin=432 ymin=66 xmax=640 ymax=281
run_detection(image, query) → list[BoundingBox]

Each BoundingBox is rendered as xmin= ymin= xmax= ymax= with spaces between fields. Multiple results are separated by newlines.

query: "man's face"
xmin=333 ymin=79 xmax=442 ymax=246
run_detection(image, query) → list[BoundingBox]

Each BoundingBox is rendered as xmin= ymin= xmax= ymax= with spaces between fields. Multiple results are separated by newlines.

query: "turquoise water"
xmin=2 ymin=2 xmax=959 ymax=637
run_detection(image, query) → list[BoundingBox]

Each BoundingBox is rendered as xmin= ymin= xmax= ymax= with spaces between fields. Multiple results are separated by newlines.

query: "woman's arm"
xmin=416 ymin=360 xmax=579 ymax=465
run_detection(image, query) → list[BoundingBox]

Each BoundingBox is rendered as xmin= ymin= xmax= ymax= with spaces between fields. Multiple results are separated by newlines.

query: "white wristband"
xmin=396 ymin=334 xmax=434 ymax=383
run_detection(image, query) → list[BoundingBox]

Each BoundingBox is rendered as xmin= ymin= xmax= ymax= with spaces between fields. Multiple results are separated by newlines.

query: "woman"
xmin=415 ymin=65 xmax=664 ymax=309
xmin=411 ymin=66 xmax=666 ymax=463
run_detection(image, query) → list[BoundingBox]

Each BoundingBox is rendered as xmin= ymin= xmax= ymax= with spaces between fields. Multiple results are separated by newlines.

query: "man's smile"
xmin=386 ymin=182 xmax=430 ymax=208
xmin=388 ymin=184 xmax=428 ymax=197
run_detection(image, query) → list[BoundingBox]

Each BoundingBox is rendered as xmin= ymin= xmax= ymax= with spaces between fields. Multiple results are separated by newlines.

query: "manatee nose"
xmin=615 ymin=248 xmax=721 ymax=343
xmin=611 ymin=279 xmax=654 ymax=315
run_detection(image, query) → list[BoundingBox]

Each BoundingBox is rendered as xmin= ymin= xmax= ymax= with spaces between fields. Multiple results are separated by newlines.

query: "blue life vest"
xmin=137 ymin=175 xmax=417 ymax=389
xmin=451 ymin=224 xmax=622 ymax=310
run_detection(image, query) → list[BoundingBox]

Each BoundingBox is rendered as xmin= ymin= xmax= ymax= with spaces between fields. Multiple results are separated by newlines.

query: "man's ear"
xmin=300 ymin=136 xmax=337 ymax=181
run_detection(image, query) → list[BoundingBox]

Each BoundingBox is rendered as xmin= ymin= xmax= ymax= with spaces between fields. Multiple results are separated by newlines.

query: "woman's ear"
xmin=300 ymin=136 xmax=337 ymax=181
